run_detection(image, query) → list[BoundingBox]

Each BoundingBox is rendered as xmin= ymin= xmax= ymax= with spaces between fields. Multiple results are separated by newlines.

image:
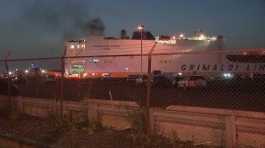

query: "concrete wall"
xmin=154 ymin=106 xmax=265 ymax=148
xmin=2 ymin=96 xmax=265 ymax=148
xmin=14 ymin=97 xmax=139 ymax=130
xmin=86 ymin=99 xmax=139 ymax=130
xmin=15 ymin=97 xmax=88 ymax=121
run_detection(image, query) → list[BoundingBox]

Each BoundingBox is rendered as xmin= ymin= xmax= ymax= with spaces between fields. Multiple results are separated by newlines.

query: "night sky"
xmin=0 ymin=0 xmax=265 ymax=59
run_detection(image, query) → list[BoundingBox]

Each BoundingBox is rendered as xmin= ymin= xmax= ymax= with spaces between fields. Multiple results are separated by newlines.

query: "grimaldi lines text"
xmin=180 ymin=64 xmax=265 ymax=72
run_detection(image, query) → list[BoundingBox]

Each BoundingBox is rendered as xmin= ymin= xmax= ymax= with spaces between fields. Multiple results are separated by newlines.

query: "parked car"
xmin=171 ymin=76 xmax=184 ymax=87
xmin=153 ymin=75 xmax=172 ymax=87
xmin=100 ymin=73 xmax=112 ymax=80
xmin=45 ymin=75 xmax=57 ymax=84
xmin=126 ymin=74 xmax=147 ymax=84
xmin=178 ymin=75 xmax=207 ymax=88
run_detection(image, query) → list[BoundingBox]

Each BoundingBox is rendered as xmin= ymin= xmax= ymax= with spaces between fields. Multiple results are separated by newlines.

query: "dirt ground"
xmin=0 ymin=113 xmax=64 ymax=147
xmin=0 ymin=114 xmax=220 ymax=148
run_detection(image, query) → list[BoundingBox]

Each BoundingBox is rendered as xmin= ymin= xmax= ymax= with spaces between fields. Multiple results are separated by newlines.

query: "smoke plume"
xmin=0 ymin=0 xmax=94 ymax=59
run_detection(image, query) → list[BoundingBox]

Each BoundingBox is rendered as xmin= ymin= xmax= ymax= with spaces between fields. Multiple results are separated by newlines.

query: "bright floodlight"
xmin=137 ymin=25 xmax=144 ymax=31
xmin=223 ymin=73 xmax=233 ymax=79
xmin=8 ymin=71 xmax=12 ymax=75
xmin=25 ymin=69 xmax=29 ymax=74
xmin=198 ymin=34 xmax=206 ymax=40
xmin=83 ymin=72 xmax=88 ymax=77
xmin=179 ymin=33 xmax=184 ymax=38
xmin=41 ymin=69 xmax=46 ymax=74
xmin=211 ymin=36 xmax=217 ymax=41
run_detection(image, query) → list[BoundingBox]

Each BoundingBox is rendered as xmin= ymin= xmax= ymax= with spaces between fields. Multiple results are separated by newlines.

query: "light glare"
xmin=137 ymin=25 xmax=144 ymax=31
xmin=41 ymin=69 xmax=46 ymax=74
xmin=179 ymin=34 xmax=184 ymax=38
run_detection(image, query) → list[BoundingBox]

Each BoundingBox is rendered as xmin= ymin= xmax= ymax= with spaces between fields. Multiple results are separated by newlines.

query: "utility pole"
xmin=141 ymin=30 xmax=143 ymax=75
xmin=145 ymin=43 xmax=156 ymax=135
xmin=137 ymin=25 xmax=144 ymax=75
xmin=59 ymin=46 xmax=67 ymax=119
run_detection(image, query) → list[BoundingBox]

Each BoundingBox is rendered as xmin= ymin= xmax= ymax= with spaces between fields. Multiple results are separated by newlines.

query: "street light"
xmin=138 ymin=24 xmax=152 ymax=134
xmin=137 ymin=25 xmax=144 ymax=75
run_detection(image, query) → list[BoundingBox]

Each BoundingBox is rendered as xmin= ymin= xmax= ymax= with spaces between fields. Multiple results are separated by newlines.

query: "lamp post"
xmin=137 ymin=25 xmax=144 ymax=75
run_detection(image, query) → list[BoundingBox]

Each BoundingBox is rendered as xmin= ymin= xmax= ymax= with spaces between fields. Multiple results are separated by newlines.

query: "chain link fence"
xmin=1 ymin=51 xmax=265 ymax=112
xmin=0 ymin=51 xmax=265 ymax=147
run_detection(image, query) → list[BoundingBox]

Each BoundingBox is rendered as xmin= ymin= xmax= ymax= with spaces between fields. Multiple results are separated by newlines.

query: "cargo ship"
xmin=64 ymin=31 xmax=265 ymax=79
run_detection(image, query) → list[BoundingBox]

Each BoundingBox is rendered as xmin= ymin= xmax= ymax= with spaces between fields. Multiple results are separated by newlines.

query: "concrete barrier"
xmin=86 ymin=99 xmax=140 ymax=130
xmin=14 ymin=97 xmax=140 ymax=130
xmin=15 ymin=97 xmax=88 ymax=121
xmin=1 ymin=96 xmax=264 ymax=148
xmin=157 ymin=105 xmax=265 ymax=148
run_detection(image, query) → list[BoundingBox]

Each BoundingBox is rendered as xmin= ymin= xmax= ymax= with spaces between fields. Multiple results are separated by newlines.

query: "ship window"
xmin=92 ymin=58 xmax=99 ymax=63
xmin=88 ymin=58 xmax=100 ymax=63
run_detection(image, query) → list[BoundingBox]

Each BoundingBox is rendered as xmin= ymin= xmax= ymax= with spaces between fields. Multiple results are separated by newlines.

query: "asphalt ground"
xmin=16 ymin=78 xmax=265 ymax=112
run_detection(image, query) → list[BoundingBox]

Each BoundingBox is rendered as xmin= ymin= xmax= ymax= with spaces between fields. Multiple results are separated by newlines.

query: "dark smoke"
xmin=0 ymin=0 xmax=106 ymax=60
xmin=0 ymin=0 xmax=105 ymax=71
xmin=23 ymin=0 xmax=91 ymax=39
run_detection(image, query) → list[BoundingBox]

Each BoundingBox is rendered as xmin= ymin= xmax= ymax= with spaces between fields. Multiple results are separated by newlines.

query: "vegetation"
xmin=0 ymin=102 xmax=222 ymax=148
xmin=112 ymin=130 xmax=219 ymax=148
xmin=123 ymin=109 xmax=221 ymax=148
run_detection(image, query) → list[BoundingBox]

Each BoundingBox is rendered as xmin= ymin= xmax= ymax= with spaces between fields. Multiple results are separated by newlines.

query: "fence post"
xmin=7 ymin=73 xmax=12 ymax=109
xmin=149 ymin=108 xmax=155 ymax=133
xmin=144 ymin=43 xmax=156 ymax=135
xmin=4 ymin=53 xmax=13 ymax=112
xmin=60 ymin=57 xmax=65 ymax=119
xmin=145 ymin=52 xmax=152 ymax=134
xmin=225 ymin=115 xmax=237 ymax=148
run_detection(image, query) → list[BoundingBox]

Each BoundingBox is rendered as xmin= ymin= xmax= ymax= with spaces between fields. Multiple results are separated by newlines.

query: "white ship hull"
xmin=65 ymin=36 xmax=265 ymax=78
